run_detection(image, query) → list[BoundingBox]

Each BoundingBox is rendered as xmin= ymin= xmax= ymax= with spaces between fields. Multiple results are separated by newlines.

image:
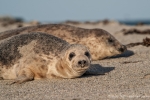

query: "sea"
xmin=119 ymin=20 xmax=150 ymax=25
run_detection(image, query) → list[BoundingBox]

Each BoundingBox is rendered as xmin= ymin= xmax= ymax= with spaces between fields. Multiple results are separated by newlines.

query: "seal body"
xmin=0 ymin=32 xmax=91 ymax=83
xmin=0 ymin=24 xmax=126 ymax=60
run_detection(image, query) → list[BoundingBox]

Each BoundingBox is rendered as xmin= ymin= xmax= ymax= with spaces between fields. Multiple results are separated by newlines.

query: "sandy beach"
xmin=0 ymin=17 xmax=150 ymax=100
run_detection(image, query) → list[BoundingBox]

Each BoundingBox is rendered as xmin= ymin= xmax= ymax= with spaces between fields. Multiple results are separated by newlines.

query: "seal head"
xmin=57 ymin=44 xmax=91 ymax=78
xmin=82 ymin=29 xmax=127 ymax=60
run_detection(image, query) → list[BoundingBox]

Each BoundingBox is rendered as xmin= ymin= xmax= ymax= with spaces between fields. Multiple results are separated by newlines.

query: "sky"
xmin=0 ymin=0 xmax=150 ymax=22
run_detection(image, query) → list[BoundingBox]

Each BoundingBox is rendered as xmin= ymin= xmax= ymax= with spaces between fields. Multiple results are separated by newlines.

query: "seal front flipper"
xmin=11 ymin=68 xmax=34 ymax=84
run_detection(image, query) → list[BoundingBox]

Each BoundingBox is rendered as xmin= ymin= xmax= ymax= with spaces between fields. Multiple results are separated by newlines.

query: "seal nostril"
xmin=83 ymin=60 xmax=86 ymax=64
xmin=78 ymin=60 xmax=87 ymax=67
xmin=78 ymin=61 xmax=82 ymax=65
xmin=119 ymin=48 xmax=124 ymax=52
xmin=123 ymin=45 xmax=127 ymax=50
xmin=118 ymin=45 xmax=126 ymax=52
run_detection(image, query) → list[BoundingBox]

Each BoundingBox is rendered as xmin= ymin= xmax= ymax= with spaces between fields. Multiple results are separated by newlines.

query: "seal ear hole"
xmin=69 ymin=52 xmax=75 ymax=61
xmin=85 ymin=51 xmax=90 ymax=57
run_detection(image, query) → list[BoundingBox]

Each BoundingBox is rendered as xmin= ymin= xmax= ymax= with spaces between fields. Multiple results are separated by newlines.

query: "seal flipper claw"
xmin=11 ymin=68 xmax=34 ymax=84
xmin=11 ymin=76 xmax=33 ymax=84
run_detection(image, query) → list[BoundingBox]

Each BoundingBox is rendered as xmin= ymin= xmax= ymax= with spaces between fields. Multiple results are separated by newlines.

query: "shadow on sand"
xmin=81 ymin=50 xmax=133 ymax=78
xmin=82 ymin=64 xmax=115 ymax=77
xmin=110 ymin=50 xmax=134 ymax=59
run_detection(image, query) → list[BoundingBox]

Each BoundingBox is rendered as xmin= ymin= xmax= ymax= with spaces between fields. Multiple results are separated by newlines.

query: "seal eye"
xmin=108 ymin=38 xmax=113 ymax=43
xmin=85 ymin=51 xmax=90 ymax=57
xmin=69 ymin=52 xmax=75 ymax=61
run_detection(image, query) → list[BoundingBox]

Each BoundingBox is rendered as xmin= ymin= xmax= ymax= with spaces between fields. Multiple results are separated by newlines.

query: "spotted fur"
xmin=0 ymin=24 xmax=126 ymax=60
xmin=0 ymin=32 xmax=91 ymax=83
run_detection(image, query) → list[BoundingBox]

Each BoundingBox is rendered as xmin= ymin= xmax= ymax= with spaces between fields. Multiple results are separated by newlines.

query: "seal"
xmin=0 ymin=32 xmax=91 ymax=83
xmin=0 ymin=24 xmax=126 ymax=60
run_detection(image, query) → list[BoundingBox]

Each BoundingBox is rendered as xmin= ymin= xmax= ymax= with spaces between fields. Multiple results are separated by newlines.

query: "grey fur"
xmin=0 ymin=24 xmax=105 ymax=41
xmin=0 ymin=24 xmax=126 ymax=60
xmin=0 ymin=32 xmax=91 ymax=82
xmin=0 ymin=32 xmax=69 ymax=66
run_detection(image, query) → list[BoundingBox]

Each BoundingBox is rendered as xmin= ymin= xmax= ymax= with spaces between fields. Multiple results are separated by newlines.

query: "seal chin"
xmin=76 ymin=68 xmax=88 ymax=74
xmin=76 ymin=67 xmax=88 ymax=72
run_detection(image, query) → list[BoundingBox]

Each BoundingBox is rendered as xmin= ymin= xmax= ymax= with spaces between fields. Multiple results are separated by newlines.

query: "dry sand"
xmin=0 ymin=18 xmax=150 ymax=100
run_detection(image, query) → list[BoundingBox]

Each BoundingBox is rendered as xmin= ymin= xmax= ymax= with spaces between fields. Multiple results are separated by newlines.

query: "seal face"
xmin=62 ymin=45 xmax=91 ymax=75
xmin=77 ymin=29 xmax=126 ymax=60
xmin=0 ymin=32 xmax=91 ymax=83
xmin=0 ymin=24 xmax=126 ymax=60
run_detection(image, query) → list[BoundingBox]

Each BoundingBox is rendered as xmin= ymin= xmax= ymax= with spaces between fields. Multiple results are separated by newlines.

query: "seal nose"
xmin=119 ymin=45 xmax=127 ymax=52
xmin=78 ymin=60 xmax=87 ymax=68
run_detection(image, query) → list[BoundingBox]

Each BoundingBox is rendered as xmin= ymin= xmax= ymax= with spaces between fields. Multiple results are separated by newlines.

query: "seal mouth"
xmin=77 ymin=66 xmax=89 ymax=70
xmin=110 ymin=50 xmax=113 ymax=53
xmin=74 ymin=65 xmax=89 ymax=73
xmin=76 ymin=68 xmax=89 ymax=73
